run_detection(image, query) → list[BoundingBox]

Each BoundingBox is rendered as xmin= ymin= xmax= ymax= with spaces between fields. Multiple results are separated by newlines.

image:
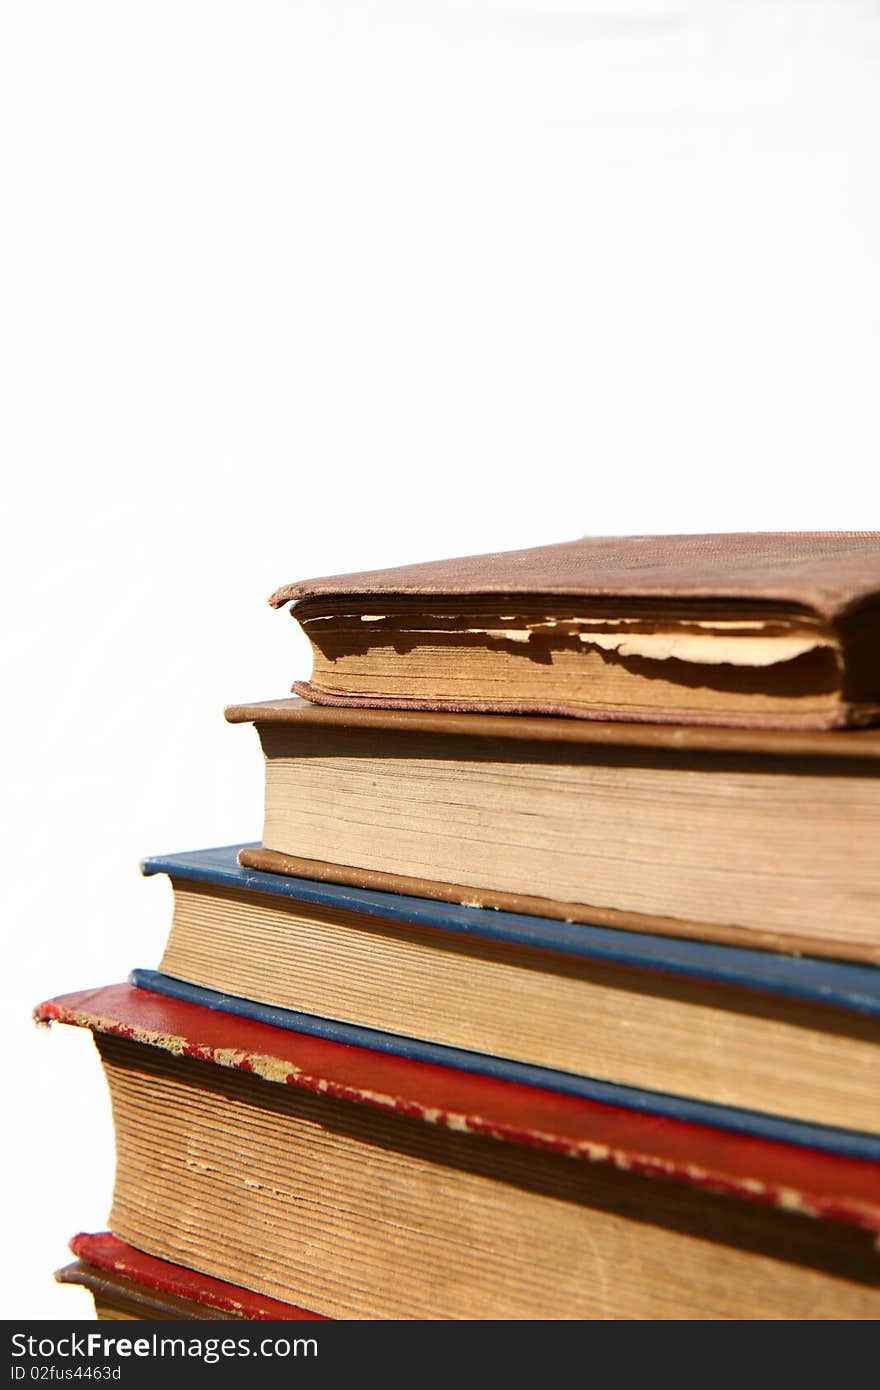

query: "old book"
xmin=56 ymin=1261 xmax=232 ymax=1320
xmin=55 ymin=1234 xmax=322 ymax=1321
xmin=226 ymin=698 xmax=880 ymax=963
xmin=37 ymin=984 xmax=880 ymax=1321
xmin=131 ymin=969 xmax=880 ymax=1161
xmin=140 ymin=847 xmax=880 ymax=1138
xmin=269 ymin=534 xmax=880 ymax=729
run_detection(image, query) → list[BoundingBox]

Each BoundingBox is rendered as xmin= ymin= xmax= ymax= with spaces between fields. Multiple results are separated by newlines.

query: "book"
xmin=269 ymin=533 xmax=880 ymax=729
xmin=131 ymin=970 xmax=880 ymax=1160
xmin=225 ymin=697 xmax=880 ymax=963
xmin=55 ymin=1234 xmax=323 ymax=1321
xmin=37 ymin=983 xmax=880 ymax=1320
xmin=140 ymin=846 xmax=880 ymax=1138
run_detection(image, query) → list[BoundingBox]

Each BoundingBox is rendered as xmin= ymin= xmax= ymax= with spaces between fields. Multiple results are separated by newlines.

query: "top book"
xmin=271 ymin=533 xmax=880 ymax=729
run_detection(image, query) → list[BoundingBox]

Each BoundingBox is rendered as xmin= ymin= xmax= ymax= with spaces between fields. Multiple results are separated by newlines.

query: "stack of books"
xmin=42 ymin=533 xmax=880 ymax=1319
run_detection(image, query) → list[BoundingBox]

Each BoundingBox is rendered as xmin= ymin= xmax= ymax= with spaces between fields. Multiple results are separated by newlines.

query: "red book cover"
xmin=60 ymin=1233 xmax=325 ymax=1320
xmin=35 ymin=981 xmax=880 ymax=1236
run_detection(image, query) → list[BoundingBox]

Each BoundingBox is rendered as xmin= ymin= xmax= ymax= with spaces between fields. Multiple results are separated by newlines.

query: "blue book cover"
xmin=141 ymin=843 xmax=880 ymax=1018
xmin=133 ymin=845 xmax=880 ymax=1161
xmin=129 ymin=967 xmax=880 ymax=1162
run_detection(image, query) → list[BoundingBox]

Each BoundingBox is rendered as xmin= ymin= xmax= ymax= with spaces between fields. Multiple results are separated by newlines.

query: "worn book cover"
xmin=36 ymin=982 xmax=880 ymax=1319
xmin=56 ymin=1233 xmax=324 ymax=1321
xmin=271 ymin=533 xmax=880 ymax=728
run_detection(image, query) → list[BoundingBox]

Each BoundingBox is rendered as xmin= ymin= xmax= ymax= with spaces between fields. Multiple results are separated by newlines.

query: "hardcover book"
xmin=142 ymin=845 xmax=880 ymax=1137
xmin=37 ymin=983 xmax=880 ymax=1320
xmin=56 ymin=1234 xmax=323 ymax=1321
xmin=226 ymin=697 xmax=880 ymax=962
xmin=269 ymin=533 xmax=880 ymax=729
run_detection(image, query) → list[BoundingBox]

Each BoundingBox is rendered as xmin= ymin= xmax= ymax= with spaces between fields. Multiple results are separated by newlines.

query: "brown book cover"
xmin=270 ymin=533 xmax=880 ymax=728
xmin=226 ymin=697 xmax=880 ymax=961
xmin=55 ymin=1259 xmax=243 ymax=1320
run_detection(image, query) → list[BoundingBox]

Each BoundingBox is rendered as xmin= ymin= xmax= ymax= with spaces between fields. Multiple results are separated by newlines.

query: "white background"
xmin=2 ymin=0 xmax=879 ymax=1319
